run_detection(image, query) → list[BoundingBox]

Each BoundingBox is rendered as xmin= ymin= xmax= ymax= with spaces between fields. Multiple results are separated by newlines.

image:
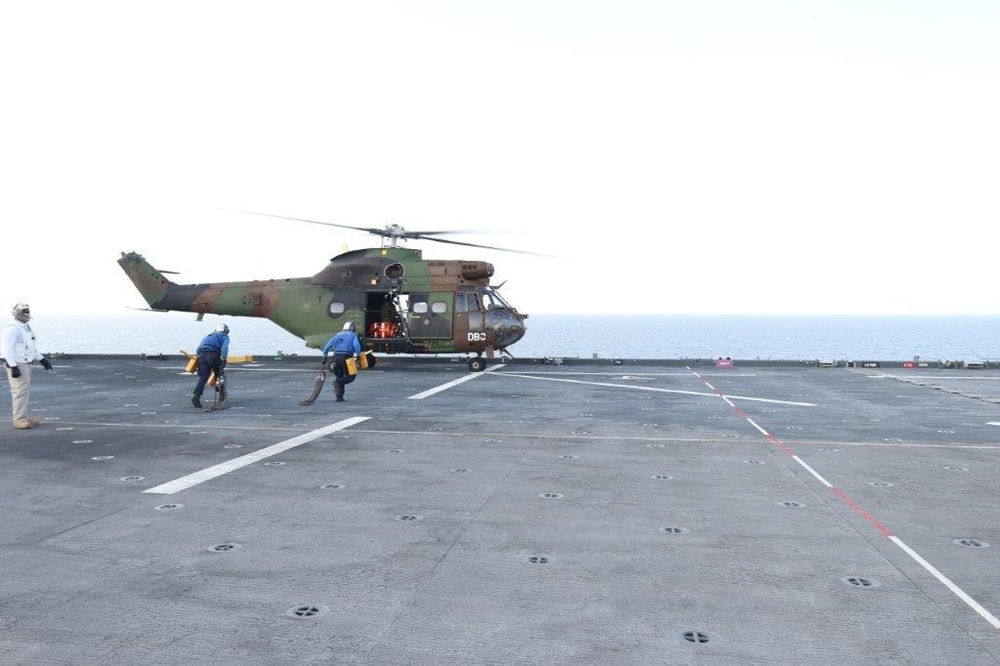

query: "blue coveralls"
xmin=322 ymin=330 xmax=361 ymax=401
xmin=194 ymin=331 xmax=230 ymax=398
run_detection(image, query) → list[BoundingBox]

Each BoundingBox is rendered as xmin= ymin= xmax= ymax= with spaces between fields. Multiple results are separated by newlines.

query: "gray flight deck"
xmin=1 ymin=356 xmax=998 ymax=664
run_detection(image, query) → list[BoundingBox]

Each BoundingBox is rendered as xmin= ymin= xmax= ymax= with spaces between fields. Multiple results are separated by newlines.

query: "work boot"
xmin=25 ymin=418 xmax=40 ymax=426
xmin=334 ymin=383 xmax=344 ymax=402
xmin=13 ymin=419 xmax=33 ymax=429
xmin=191 ymin=393 xmax=203 ymax=408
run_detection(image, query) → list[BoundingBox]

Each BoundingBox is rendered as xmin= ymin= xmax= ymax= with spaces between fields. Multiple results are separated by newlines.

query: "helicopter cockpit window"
xmin=481 ymin=289 xmax=511 ymax=310
xmin=328 ymin=302 xmax=346 ymax=315
xmin=412 ymin=302 xmax=428 ymax=314
xmin=431 ymin=302 xmax=447 ymax=314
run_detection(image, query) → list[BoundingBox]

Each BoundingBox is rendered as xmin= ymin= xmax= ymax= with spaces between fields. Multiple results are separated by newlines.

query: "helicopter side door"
xmin=406 ymin=292 xmax=453 ymax=340
xmin=453 ymin=291 xmax=485 ymax=352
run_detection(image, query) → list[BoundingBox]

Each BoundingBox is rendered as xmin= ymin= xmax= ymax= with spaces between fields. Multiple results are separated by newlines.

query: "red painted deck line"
xmin=689 ymin=368 xmax=1000 ymax=630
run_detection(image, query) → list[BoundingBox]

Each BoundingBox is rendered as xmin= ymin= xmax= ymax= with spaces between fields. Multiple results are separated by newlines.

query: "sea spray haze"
xmin=36 ymin=313 xmax=1000 ymax=362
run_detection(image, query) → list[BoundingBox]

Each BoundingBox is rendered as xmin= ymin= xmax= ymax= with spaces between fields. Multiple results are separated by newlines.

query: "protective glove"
xmin=8 ymin=363 xmax=21 ymax=379
xmin=40 ymin=357 xmax=52 ymax=371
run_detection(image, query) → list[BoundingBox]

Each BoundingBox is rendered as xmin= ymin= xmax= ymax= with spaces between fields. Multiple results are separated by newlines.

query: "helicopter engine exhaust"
xmin=460 ymin=262 xmax=494 ymax=280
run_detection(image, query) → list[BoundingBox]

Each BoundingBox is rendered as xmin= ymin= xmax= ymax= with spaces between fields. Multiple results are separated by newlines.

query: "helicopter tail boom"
xmin=118 ymin=251 xmax=176 ymax=308
xmin=118 ymin=251 xmax=314 ymax=321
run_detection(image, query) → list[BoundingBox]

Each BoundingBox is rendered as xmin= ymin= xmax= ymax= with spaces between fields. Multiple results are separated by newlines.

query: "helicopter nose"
xmin=494 ymin=311 xmax=527 ymax=348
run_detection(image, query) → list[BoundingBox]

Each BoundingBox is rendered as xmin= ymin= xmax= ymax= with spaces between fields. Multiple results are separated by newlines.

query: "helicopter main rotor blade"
xmin=228 ymin=210 xmax=472 ymax=237
xmin=226 ymin=209 xmax=547 ymax=255
xmin=416 ymin=235 xmax=547 ymax=256
xmin=229 ymin=210 xmax=388 ymax=236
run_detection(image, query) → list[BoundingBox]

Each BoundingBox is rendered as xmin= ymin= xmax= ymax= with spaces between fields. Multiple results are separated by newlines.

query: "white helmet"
xmin=215 ymin=324 xmax=230 ymax=334
xmin=343 ymin=321 xmax=356 ymax=332
xmin=12 ymin=303 xmax=30 ymax=319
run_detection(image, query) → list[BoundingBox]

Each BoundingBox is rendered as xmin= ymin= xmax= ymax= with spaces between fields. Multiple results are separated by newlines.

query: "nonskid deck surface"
xmin=1 ymin=358 xmax=998 ymax=664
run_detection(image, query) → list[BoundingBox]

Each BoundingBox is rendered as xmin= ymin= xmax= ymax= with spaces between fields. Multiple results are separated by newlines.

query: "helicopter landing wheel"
xmin=468 ymin=356 xmax=487 ymax=372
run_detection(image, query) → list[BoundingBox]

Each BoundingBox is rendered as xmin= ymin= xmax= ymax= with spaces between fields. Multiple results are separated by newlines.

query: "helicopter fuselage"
xmin=118 ymin=247 xmax=528 ymax=369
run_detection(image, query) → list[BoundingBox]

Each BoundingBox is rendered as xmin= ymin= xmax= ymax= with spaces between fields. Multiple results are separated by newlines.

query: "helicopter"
xmin=117 ymin=214 xmax=530 ymax=372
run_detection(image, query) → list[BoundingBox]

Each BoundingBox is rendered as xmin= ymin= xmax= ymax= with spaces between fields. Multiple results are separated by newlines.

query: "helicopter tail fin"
xmin=118 ymin=251 xmax=176 ymax=308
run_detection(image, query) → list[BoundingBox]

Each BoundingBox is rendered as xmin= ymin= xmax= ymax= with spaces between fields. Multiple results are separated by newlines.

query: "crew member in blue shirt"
xmin=192 ymin=323 xmax=230 ymax=408
xmin=322 ymin=321 xmax=361 ymax=402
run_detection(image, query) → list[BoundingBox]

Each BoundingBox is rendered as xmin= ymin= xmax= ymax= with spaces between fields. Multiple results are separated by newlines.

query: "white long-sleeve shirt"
xmin=1 ymin=321 xmax=43 ymax=365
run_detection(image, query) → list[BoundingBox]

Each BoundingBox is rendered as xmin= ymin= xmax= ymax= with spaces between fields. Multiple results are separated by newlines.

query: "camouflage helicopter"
xmin=117 ymin=214 xmax=530 ymax=372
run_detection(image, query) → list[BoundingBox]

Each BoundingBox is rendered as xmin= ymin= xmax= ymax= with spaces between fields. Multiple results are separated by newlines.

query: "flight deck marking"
xmin=494 ymin=372 xmax=815 ymax=406
xmin=691 ymin=368 xmax=1000 ymax=631
xmin=143 ymin=416 xmax=370 ymax=495
xmin=408 ymin=364 xmax=504 ymax=400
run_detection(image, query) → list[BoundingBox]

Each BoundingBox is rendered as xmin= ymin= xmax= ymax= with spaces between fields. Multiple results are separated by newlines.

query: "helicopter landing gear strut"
xmin=468 ymin=355 xmax=487 ymax=372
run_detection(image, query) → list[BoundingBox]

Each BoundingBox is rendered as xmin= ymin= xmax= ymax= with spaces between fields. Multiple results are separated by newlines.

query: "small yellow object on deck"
xmin=226 ymin=354 xmax=254 ymax=363
xmin=180 ymin=350 xmax=253 ymax=374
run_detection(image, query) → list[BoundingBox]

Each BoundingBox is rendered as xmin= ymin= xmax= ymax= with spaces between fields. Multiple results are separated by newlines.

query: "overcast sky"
xmin=2 ymin=1 xmax=998 ymax=317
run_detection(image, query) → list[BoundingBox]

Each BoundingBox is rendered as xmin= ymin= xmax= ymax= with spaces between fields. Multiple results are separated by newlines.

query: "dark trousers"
xmin=332 ymin=353 xmax=357 ymax=386
xmin=194 ymin=351 xmax=223 ymax=396
xmin=332 ymin=353 xmax=356 ymax=398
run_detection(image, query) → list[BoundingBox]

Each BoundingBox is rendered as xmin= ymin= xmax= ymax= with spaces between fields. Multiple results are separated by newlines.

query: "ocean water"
xmin=27 ymin=313 xmax=1000 ymax=362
